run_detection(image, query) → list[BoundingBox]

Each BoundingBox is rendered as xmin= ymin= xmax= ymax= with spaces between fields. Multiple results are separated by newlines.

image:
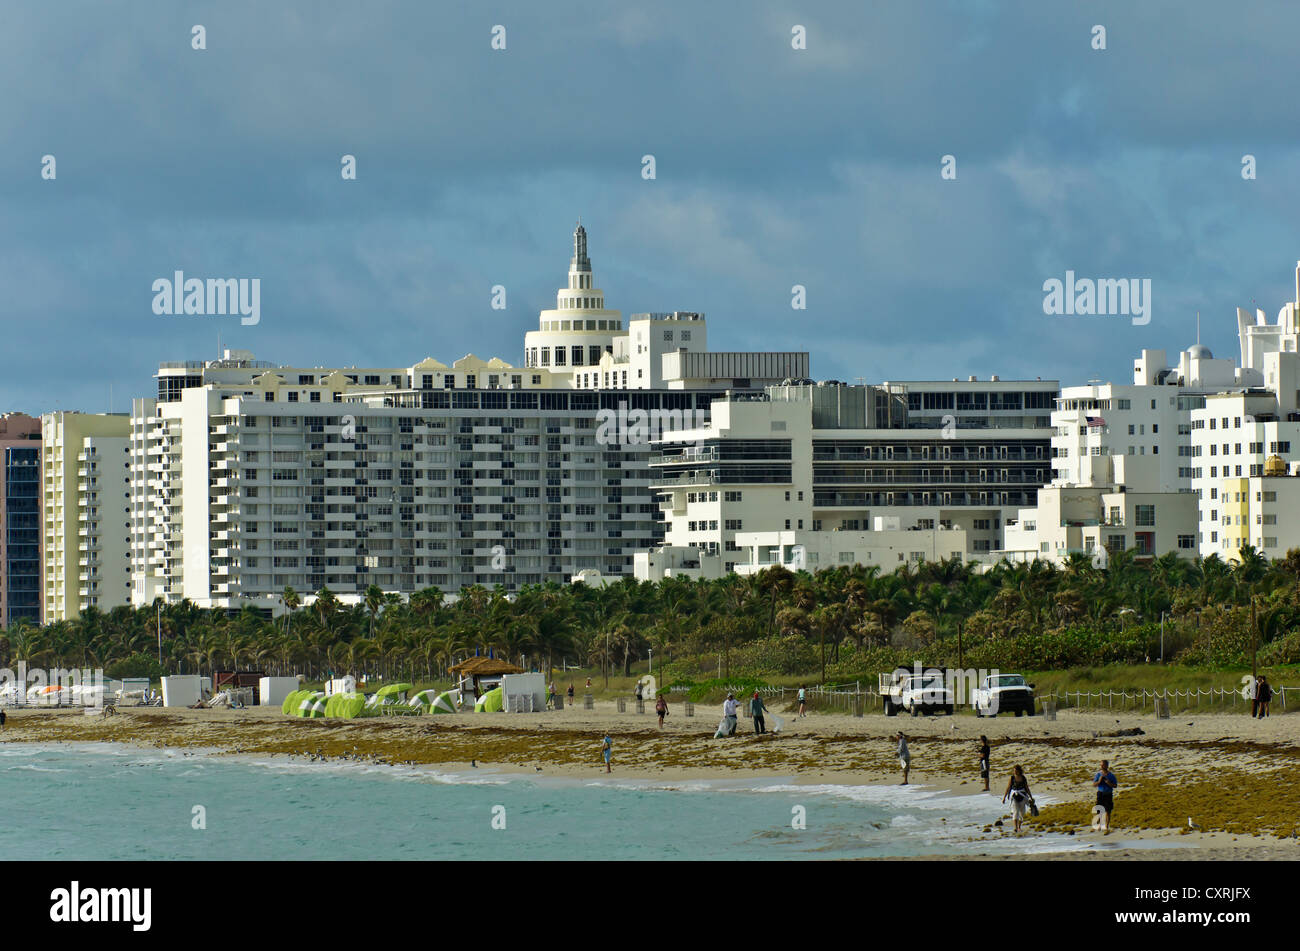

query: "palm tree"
xmin=365 ymin=584 xmax=385 ymax=639
xmin=280 ymin=585 xmax=301 ymax=637
xmin=757 ymin=564 xmax=796 ymax=636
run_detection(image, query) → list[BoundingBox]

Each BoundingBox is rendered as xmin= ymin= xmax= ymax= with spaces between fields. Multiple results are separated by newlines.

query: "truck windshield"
xmin=991 ymin=675 xmax=1026 ymax=687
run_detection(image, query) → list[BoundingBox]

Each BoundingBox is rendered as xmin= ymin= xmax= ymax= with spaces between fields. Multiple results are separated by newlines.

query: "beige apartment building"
xmin=42 ymin=412 xmax=132 ymax=621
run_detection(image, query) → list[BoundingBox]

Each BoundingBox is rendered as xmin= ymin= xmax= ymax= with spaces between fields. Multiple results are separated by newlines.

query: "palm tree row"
xmin=4 ymin=546 xmax=1300 ymax=683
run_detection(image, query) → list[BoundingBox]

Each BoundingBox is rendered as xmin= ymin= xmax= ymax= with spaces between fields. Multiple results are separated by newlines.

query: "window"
xmin=1135 ymin=504 xmax=1155 ymax=526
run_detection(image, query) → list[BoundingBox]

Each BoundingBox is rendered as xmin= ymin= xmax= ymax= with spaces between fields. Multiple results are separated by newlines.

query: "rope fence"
xmin=1049 ymin=685 xmax=1287 ymax=714
xmin=675 ymin=681 xmax=1289 ymax=716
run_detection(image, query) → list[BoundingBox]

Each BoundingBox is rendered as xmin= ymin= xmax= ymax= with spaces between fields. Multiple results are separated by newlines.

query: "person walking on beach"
xmin=602 ymin=734 xmax=612 ymax=773
xmin=1092 ymin=759 xmax=1118 ymax=834
xmin=1002 ymin=765 xmax=1034 ymax=833
xmin=896 ymin=731 xmax=911 ymax=785
xmin=723 ymin=692 xmax=739 ymax=737
xmin=750 ymin=691 xmax=768 ymax=735
xmin=548 ymin=681 xmax=557 ymax=709
xmin=655 ymin=691 xmax=669 ymax=727
xmin=798 ymin=685 xmax=807 ymax=718
xmin=1249 ymin=676 xmax=1260 ymax=717
xmin=0 ymin=709 xmax=6 ymax=731
xmin=635 ymin=680 xmax=643 ymax=704
xmin=567 ymin=682 xmax=575 ymax=703
xmin=1257 ymin=676 xmax=1272 ymax=718
xmin=979 ymin=735 xmax=990 ymax=792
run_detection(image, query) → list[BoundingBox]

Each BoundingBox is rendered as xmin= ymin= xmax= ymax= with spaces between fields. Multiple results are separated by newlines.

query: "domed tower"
xmin=523 ymin=223 xmax=624 ymax=385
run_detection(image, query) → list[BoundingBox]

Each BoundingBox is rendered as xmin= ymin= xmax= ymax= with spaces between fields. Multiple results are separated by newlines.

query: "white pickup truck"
xmin=879 ymin=669 xmax=955 ymax=717
xmin=972 ymin=673 xmax=1036 ymax=717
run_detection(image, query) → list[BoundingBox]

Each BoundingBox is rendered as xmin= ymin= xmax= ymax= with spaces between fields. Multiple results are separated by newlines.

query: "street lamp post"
xmin=1160 ymin=611 xmax=1168 ymax=663
xmin=156 ymin=601 xmax=162 ymax=666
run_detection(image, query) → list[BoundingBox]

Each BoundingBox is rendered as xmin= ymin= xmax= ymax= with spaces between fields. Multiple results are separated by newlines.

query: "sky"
xmin=3 ymin=0 xmax=1300 ymax=415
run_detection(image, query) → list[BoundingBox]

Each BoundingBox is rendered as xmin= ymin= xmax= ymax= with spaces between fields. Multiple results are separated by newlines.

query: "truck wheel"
xmin=885 ymin=699 xmax=897 ymax=717
xmin=1015 ymin=709 xmax=1024 ymax=717
xmin=945 ymin=705 xmax=954 ymax=716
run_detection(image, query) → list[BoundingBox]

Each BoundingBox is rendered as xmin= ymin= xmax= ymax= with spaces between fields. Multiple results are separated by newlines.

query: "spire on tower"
xmin=572 ymin=221 xmax=591 ymax=273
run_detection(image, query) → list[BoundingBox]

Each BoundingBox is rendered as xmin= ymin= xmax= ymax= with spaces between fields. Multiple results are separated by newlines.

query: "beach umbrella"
xmin=474 ymin=686 xmax=503 ymax=713
xmin=375 ymin=683 xmax=413 ymax=702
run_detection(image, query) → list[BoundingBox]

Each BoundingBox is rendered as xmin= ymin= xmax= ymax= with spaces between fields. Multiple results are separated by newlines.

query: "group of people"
xmin=1250 ymin=676 xmax=1274 ymax=718
xmin=715 ymin=691 xmax=771 ymax=737
xmin=897 ymin=731 xmax=1120 ymax=834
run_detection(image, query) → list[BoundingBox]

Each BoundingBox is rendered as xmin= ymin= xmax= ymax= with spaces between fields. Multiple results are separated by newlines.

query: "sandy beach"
xmin=5 ymin=701 xmax=1298 ymax=859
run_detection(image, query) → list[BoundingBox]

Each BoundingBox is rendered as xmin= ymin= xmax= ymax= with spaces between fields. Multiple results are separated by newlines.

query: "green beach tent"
xmin=296 ymin=691 xmax=326 ymax=717
xmin=429 ymin=689 xmax=458 ymax=713
xmin=325 ymin=692 xmax=367 ymax=719
xmin=411 ymin=688 xmax=458 ymax=713
xmin=474 ymin=686 xmax=503 ymax=713
xmin=282 ymin=689 xmax=308 ymax=716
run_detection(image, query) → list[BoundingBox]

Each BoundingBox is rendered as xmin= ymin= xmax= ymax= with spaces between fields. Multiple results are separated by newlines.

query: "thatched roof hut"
xmin=448 ymin=657 xmax=525 ymax=699
xmin=448 ymin=657 xmax=524 ymax=677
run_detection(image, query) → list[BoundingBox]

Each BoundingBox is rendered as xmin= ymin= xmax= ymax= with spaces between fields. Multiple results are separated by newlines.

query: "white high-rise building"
xmin=639 ymin=377 xmax=1058 ymax=579
xmin=1003 ymin=261 xmax=1300 ymax=566
xmin=129 ymin=226 xmax=810 ymax=610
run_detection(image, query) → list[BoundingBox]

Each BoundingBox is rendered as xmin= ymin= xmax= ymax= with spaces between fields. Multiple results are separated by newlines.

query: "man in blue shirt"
xmin=750 ymin=691 xmax=767 ymax=735
xmin=1092 ymin=759 xmax=1118 ymax=834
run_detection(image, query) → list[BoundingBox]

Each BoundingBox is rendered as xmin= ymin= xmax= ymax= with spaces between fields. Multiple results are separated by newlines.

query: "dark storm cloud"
xmin=2 ymin=0 xmax=1299 ymax=412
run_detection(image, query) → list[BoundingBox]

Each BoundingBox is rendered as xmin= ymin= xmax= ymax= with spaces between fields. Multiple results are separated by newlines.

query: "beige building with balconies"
xmin=41 ymin=412 xmax=131 ymax=621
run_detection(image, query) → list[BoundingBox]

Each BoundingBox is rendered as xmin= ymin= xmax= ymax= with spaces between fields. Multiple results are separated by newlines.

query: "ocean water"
xmin=2 ymin=742 xmax=1109 ymax=860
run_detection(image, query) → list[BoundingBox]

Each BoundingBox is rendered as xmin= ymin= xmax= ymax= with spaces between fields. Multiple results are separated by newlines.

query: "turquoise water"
xmin=2 ymin=742 xmax=1099 ymax=860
